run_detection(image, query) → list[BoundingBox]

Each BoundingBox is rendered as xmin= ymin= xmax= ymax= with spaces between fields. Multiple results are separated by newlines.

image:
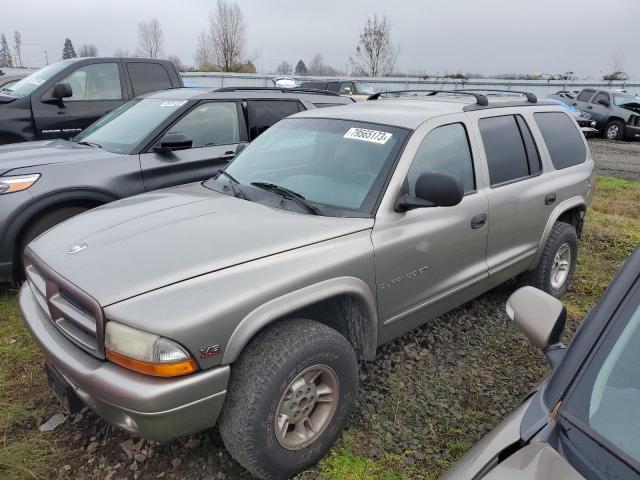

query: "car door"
xmin=471 ymin=112 xmax=554 ymax=277
xmin=588 ymin=91 xmax=611 ymax=126
xmin=33 ymin=61 xmax=128 ymax=140
xmin=372 ymin=115 xmax=489 ymax=341
xmin=573 ymin=89 xmax=596 ymax=113
xmin=139 ymin=101 xmax=245 ymax=191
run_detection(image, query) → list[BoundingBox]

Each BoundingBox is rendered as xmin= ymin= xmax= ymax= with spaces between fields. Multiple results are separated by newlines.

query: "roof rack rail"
xmin=367 ymin=89 xmax=489 ymax=106
xmin=452 ymin=89 xmax=537 ymax=104
xmin=214 ymin=86 xmax=340 ymax=97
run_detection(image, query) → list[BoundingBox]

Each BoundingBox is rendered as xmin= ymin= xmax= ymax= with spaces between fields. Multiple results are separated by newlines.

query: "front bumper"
xmin=625 ymin=124 xmax=640 ymax=140
xmin=19 ymin=285 xmax=229 ymax=441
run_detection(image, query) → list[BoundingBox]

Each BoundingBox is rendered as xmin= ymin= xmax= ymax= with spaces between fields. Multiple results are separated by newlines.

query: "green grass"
xmin=0 ymin=176 xmax=638 ymax=479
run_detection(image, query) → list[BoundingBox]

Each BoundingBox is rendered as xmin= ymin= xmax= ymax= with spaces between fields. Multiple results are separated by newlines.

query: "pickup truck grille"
xmin=25 ymin=255 xmax=105 ymax=359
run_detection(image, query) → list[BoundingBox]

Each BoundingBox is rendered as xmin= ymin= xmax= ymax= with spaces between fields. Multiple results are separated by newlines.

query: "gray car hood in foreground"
xmin=28 ymin=183 xmax=373 ymax=306
xmin=0 ymin=139 xmax=122 ymax=174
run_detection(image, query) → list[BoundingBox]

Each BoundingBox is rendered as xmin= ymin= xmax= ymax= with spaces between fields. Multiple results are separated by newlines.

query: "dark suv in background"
xmin=0 ymin=88 xmax=348 ymax=282
xmin=0 ymin=57 xmax=183 ymax=145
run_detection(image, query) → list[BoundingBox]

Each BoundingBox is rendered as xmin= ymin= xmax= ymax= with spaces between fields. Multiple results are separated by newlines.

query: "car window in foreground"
xmin=210 ymin=118 xmax=409 ymax=216
xmin=168 ymin=102 xmax=240 ymax=147
xmin=75 ymin=98 xmax=188 ymax=154
xmin=562 ymin=284 xmax=640 ymax=468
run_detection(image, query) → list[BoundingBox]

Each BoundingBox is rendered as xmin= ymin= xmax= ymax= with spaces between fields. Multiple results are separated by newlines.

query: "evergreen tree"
xmin=294 ymin=59 xmax=308 ymax=76
xmin=0 ymin=33 xmax=13 ymax=68
xmin=62 ymin=38 xmax=77 ymax=59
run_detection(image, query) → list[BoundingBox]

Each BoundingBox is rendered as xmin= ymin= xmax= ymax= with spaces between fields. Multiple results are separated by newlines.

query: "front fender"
xmin=222 ymin=276 xmax=378 ymax=364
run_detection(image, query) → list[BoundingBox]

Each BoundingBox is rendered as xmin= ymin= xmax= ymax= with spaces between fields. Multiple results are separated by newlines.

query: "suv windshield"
xmin=614 ymin=95 xmax=640 ymax=107
xmin=355 ymin=83 xmax=377 ymax=95
xmin=75 ymin=98 xmax=189 ymax=154
xmin=2 ymin=61 xmax=70 ymax=96
xmin=207 ymin=118 xmax=408 ymax=217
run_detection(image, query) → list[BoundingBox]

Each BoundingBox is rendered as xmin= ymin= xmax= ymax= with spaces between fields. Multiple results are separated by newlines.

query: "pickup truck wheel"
xmin=218 ymin=319 xmax=358 ymax=480
xmin=19 ymin=207 xmax=88 ymax=270
xmin=526 ymin=221 xmax=577 ymax=298
xmin=604 ymin=120 xmax=625 ymax=140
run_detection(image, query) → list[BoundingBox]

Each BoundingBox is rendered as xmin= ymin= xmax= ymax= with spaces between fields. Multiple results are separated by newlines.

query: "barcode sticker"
xmin=160 ymin=100 xmax=187 ymax=107
xmin=343 ymin=128 xmax=393 ymax=144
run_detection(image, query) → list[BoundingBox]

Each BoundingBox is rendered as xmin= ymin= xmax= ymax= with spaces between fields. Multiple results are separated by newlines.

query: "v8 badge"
xmin=199 ymin=344 xmax=221 ymax=358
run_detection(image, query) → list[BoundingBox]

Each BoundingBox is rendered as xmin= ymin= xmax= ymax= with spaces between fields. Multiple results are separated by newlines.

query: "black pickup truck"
xmin=0 ymin=57 xmax=183 ymax=145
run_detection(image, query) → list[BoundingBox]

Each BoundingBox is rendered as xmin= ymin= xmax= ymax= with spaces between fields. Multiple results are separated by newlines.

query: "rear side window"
xmin=128 ymin=62 xmax=173 ymax=96
xmin=577 ymin=90 xmax=595 ymax=102
xmin=247 ymin=100 xmax=302 ymax=140
xmin=534 ymin=112 xmax=586 ymax=170
xmin=479 ymin=115 xmax=540 ymax=187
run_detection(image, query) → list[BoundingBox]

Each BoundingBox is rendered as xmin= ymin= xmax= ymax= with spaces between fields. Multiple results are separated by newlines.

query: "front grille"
xmin=25 ymin=255 xmax=104 ymax=359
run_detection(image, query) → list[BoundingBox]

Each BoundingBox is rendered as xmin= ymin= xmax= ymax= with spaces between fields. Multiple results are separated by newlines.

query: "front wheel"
xmin=604 ymin=120 xmax=625 ymax=141
xmin=218 ymin=319 xmax=358 ymax=480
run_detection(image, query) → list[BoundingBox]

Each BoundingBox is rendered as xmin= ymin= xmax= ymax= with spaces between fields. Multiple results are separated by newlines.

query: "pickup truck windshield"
xmin=211 ymin=118 xmax=408 ymax=217
xmin=75 ymin=98 xmax=188 ymax=154
xmin=614 ymin=95 xmax=640 ymax=107
xmin=3 ymin=61 xmax=70 ymax=96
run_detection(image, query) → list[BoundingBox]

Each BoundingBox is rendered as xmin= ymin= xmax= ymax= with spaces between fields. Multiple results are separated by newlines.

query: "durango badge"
xmin=67 ymin=243 xmax=88 ymax=255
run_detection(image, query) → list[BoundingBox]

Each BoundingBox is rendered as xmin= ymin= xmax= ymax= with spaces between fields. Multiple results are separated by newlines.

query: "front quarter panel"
xmin=104 ymin=228 xmax=377 ymax=370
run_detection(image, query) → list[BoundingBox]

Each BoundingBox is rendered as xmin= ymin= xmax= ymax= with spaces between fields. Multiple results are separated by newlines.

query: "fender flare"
xmin=530 ymin=196 xmax=586 ymax=269
xmin=222 ymin=276 xmax=378 ymax=364
xmin=1 ymin=188 xmax=117 ymax=264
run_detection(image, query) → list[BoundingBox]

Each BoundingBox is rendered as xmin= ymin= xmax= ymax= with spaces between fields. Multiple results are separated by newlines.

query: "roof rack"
xmin=367 ymin=89 xmax=489 ymax=106
xmin=452 ymin=89 xmax=537 ymax=104
xmin=215 ymin=86 xmax=340 ymax=97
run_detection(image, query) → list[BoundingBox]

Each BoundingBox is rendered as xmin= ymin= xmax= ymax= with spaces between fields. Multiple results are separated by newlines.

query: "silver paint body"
xmin=19 ymin=98 xmax=595 ymax=441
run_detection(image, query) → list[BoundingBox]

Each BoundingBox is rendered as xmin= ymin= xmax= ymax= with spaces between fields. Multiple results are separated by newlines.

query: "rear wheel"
xmin=18 ymin=206 xmax=88 ymax=270
xmin=218 ymin=319 xmax=358 ymax=480
xmin=524 ymin=221 xmax=578 ymax=298
xmin=604 ymin=120 xmax=625 ymax=140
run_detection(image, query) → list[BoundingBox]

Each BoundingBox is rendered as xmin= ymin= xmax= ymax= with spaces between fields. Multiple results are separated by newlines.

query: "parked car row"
xmin=10 ymin=82 xmax=599 ymax=479
xmin=549 ymin=88 xmax=640 ymax=141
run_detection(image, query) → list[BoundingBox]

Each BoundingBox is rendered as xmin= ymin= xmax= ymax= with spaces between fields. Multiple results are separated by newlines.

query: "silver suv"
xmin=19 ymin=90 xmax=594 ymax=480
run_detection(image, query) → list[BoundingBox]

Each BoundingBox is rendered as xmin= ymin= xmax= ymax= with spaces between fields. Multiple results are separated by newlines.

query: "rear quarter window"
xmin=128 ymin=62 xmax=174 ymax=96
xmin=534 ymin=112 xmax=586 ymax=170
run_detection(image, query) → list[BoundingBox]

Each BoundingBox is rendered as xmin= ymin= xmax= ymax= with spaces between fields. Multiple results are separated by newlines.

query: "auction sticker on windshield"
xmin=160 ymin=100 xmax=187 ymax=108
xmin=344 ymin=128 xmax=392 ymax=145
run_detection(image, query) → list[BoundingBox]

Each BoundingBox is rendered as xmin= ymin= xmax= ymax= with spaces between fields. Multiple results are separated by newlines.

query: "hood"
xmin=0 ymin=140 xmax=122 ymax=174
xmin=28 ymin=183 xmax=373 ymax=306
xmin=621 ymin=102 xmax=640 ymax=114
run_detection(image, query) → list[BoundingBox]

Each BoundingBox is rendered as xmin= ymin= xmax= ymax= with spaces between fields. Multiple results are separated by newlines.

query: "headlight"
xmin=105 ymin=321 xmax=198 ymax=377
xmin=0 ymin=174 xmax=41 ymax=194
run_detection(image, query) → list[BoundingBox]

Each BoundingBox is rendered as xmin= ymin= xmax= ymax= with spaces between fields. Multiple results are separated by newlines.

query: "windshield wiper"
xmin=76 ymin=140 xmax=102 ymax=149
xmin=251 ymin=181 xmax=321 ymax=215
xmin=216 ymin=169 xmax=245 ymax=199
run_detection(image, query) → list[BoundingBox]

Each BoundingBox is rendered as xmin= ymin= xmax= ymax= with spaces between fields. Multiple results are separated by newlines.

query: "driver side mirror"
xmin=51 ymin=82 xmax=73 ymax=99
xmin=395 ymin=172 xmax=464 ymax=212
xmin=598 ymin=98 xmax=610 ymax=107
xmin=506 ymin=287 xmax=567 ymax=368
xmin=154 ymin=132 xmax=193 ymax=153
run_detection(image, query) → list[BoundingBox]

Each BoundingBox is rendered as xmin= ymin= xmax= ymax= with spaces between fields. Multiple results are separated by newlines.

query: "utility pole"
xmin=43 ymin=50 xmax=49 ymax=65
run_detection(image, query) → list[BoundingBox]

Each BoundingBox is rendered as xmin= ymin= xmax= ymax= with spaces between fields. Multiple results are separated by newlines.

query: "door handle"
xmin=572 ymin=102 xmax=577 ymax=106
xmin=470 ymin=213 xmax=487 ymax=230
xmin=545 ymin=193 xmax=557 ymax=205
xmin=587 ymin=105 xmax=593 ymax=109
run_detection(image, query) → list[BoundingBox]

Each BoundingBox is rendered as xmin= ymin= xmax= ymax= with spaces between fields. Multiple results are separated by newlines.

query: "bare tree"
xmin=275 ymin=60 xmax=292 ymax=75
xmin=354 ymin=14 xmax=399 ymax=77
xmin=13 ymin=30 xmax=22 ymax=67
xmin=137 ymin=18 xmax=164 ymax=59
xmin=78 ymin=43 xmax=98 ymax=57
xmin=198 ymin=0 xmax=247 ymax=72
xmin=602 ymin=54 xmax=630 ymax=82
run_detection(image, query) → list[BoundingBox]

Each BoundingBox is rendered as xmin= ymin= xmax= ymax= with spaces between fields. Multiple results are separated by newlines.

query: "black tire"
xmin=19 ymin=206 xmax=88 ymax=268
xmin=218 ymin=319 xmax=358 ymax=480
xmin=604 ymin=120 xmax=625 ymax=141
xmin=525 ymin=221 xmax=578 ymax=298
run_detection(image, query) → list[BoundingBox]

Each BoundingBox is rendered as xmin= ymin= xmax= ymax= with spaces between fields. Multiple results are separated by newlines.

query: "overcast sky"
xmin=2 ymin=0 xmax=638 ymax=78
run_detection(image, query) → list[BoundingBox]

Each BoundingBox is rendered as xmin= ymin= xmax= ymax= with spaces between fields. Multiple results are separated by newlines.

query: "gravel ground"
xmin=51 ymin=281 xmax=550 ymax=480
xmin=588 ymin=138 xmax=640 ymax=180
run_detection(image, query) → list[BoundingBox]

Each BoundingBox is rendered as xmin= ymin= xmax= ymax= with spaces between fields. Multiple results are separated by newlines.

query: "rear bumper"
xmin=625 ymin=125 xmax=640 ymax=140
xmin=19 ymin=284 xmax=229 ymax=441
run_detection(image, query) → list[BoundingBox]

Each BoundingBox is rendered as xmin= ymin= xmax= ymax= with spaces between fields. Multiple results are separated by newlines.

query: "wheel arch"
xmin=222 ymin=277 xmax=379 ymax=365
xmin=529 ymin=197 xmax=586 ymax=271
xmin=4 ymin=188 xmax=117 ymax=274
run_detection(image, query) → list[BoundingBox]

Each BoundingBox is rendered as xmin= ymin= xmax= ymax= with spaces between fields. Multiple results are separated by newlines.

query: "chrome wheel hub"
xmin=551 ymin=243 xmax=571 ymax=289
xmin=274 ymin=364 xmax=339 ymax=450
xmin=607 ymin=125 xmax=619 ymax=139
